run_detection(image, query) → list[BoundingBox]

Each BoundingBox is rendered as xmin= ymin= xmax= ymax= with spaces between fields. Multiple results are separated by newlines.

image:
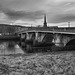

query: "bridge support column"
xmin=20 ymin=33 xmax=26 ymax=39
xmin=52 ymin=34 xmax=64 ymax=47
xmin=26 ymin=32 xmax=31 ymax=40
xmin=33 ymin=32 xmax=46 ymax=45
xmin=35 ymin=32 xmax=39 ymax=41
xmin=33 ymin=32 xmax=39 ymax=45
xmin=26 ymin=32 xmax=29 ymax=40
xmin=34 ymin=32 xmax=46 ymax=42
xmin=18 ymin=33 xmax=26 ymax=47
xmin=18 ymin=33 xmax=26 ymax=40
xmin=25 ymin=32 xmax=34 ymax=40
xmin=18 ymin=34 xmax=21 ymax=38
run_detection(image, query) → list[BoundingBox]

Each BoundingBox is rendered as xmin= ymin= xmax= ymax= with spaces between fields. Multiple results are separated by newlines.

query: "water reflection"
xmin=19 ymin=41 xmax=53 ymax=53
xmin=0 ymin=40 xmax=54 ymax=55
xmin=0 ymin=40 xmax=24 ymax=55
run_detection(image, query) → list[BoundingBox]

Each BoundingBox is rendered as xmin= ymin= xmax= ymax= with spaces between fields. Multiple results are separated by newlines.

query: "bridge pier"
xmin=33 ymin=32 xmax=46 ymax=45
xmin=52 ymin=34 xmax=64 ymax=47
xmin=26 ymin=32 xmax=30 ymax=40
xmin=21 ymin=33 xmax=26 ymax=39
xmin=18 ymin=33 xmax=26 ymax=40
xmin=35 ymin=32 xmax=39 ymax=41
xmin=25 ymin=32 xmax=34 ymax=45
xmin=18 ymin=33 xmax=26 ymax=47
xmin=34 ymin=32 xmax=46 ymax=42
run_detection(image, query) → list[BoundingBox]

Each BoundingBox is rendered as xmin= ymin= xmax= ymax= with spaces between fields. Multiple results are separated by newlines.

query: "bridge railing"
xmin=16 ymin=27 xmax=75 ymax=34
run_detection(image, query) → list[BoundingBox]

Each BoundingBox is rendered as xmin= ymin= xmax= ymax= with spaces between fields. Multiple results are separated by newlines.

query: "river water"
xmin=0 ymin=40 xmax=25 ymax=55
xmin=0 ymin=40 xmax=53 ymax=55
xmin=0 ymin=40 xmax=74 ymax=55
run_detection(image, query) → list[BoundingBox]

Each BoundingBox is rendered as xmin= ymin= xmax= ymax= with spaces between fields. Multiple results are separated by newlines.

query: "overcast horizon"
xmin=0 ymin=0 xmax=75 ymax=27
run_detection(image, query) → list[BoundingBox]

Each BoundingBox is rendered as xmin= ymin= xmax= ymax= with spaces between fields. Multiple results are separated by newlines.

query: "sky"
xmin=0 ymin=0 xmax=75 ymax=27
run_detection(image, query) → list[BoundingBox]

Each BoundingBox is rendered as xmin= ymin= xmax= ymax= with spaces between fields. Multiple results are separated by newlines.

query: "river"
xmin=0 ymin=40 xmax=25 ymax=55
xmin=0 ymin=39 xmax=74 ymax=56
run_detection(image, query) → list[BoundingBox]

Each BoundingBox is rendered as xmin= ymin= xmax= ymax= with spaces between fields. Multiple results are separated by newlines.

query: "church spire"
xmin=43 ymin=14 xmax=47 ymax=27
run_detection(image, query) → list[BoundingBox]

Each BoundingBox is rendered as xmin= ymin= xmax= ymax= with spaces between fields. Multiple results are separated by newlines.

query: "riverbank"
xmin=0 ymin=51 xmax=75 ymax=75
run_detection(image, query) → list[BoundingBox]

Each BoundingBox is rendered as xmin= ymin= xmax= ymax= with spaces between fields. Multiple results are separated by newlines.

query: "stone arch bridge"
xmin=16 ymin=27 xmax=75 ymax=48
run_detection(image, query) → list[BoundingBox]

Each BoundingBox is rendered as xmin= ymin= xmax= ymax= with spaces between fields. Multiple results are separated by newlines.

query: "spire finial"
xmin=43 ymin=13 xmax=47 ymax=27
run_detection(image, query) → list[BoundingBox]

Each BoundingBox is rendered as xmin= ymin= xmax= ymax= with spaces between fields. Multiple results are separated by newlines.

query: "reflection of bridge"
xmin=16 ymin=27 xmax=75 ymax=48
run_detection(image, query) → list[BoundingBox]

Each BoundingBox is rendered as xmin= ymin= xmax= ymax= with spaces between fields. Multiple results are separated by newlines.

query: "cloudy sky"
xmin=0 ymin=0 xmax=75 ymax=27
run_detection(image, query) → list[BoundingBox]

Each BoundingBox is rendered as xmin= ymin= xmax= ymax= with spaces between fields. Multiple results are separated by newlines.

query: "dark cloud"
xmin=0 ymin=4 xmax=45 ymax=23
xmin=0 ymin=0 xmax=45 ymax=22
xmin=0 ymin=4 xmax=44 ymax=21
xmin=0 ymin=0 xmax=45 ymax=12
xmin=3 ymin=10 xmax=44 ymax=21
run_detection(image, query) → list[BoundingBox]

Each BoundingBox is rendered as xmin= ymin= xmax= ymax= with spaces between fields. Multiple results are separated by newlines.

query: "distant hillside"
xmin=0 ymin=24 xmax=23 ymax=35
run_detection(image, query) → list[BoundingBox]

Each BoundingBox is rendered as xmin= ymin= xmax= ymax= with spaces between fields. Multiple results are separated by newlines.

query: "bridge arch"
xmin=42 ymin=33 xmax=53 ymax=43
xmin=62 ymin=39 xmax=75 ymax=50
xmin=66 ymin=39 xmax=75 ymax=46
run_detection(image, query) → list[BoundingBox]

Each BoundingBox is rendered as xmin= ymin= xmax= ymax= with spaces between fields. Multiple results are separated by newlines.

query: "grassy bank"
xmin=0 ymin=51 xmax=75 ymax=75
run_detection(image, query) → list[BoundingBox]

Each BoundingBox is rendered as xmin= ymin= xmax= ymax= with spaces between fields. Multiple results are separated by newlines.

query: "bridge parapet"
xmin=16 ymin=27 xmax=75 ymax=35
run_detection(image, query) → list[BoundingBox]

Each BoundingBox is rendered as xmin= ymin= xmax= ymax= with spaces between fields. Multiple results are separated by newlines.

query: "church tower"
xmin=43 ymin=14 xmax=47 ymax=27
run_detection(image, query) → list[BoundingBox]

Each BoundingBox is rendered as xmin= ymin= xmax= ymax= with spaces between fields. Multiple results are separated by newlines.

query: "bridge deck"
xmin=16 ymin=27 xmax=75 ymax=35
